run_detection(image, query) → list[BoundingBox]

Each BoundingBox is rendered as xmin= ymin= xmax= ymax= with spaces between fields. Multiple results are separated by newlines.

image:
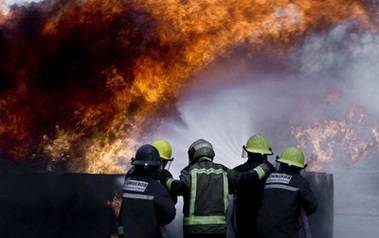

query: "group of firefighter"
xmin=117 ymin=134 xmax=318 ymax=238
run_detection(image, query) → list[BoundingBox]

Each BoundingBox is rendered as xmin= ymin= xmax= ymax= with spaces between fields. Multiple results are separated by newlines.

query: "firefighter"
xmin=162 ymin=139 xmax=272 ymax=238
xmin=257 ymin=146 xmax=318 ymax=238
xmin=152 ymin=139 xmax=178 ymax=205
xmin=118 ymin=144 xmax=176 ymax=238
xmin=232 ymin=134 xmax=275 ymax=238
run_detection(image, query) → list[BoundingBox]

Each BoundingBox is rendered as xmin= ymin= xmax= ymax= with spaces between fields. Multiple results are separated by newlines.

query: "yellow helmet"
xmin=244 ymin=134 xmax=273 ymax=155
xmin=151 ymin=139 xmax=173 ymax=161
xmin=277 ymin=146 xmax=305 ymax=168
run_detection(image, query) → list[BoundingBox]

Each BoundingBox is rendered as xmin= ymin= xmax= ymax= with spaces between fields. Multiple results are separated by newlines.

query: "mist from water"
xmin=148 ymin=23 xmax=379 ymax=238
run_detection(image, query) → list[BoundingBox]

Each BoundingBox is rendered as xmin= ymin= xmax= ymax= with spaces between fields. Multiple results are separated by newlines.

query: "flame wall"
xmin=0 ymin=0 xmax=376 ymax=173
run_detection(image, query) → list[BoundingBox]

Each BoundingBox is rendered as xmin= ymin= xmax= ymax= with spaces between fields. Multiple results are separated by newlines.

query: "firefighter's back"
xmin=182 ymin=158 xmax=229 ymax=238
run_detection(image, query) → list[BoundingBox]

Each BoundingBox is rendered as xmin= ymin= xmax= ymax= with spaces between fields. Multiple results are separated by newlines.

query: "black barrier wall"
xmin=304 ymin=172 xmax=334 ymax=238
xmin=0 ymin=171 xmax=122 ymax=238
xmin=0 ymin=169 xmax=333 ymax=238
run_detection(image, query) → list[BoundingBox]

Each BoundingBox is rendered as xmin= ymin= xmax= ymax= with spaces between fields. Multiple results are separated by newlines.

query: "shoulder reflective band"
xmin=254 ymin=166 xmax=266 ymax=179
xmin=185 ymin=168 xmax=228 ymax=226
xmin=166 ymin=178 xmax=176 ymax=190
xmin=118 ymin=226 xmax=124 ymax=235
xmin=122 ymin=193 xmax=154 ymax=200
xmin=264 ymin=184 xmax=299 ymax=192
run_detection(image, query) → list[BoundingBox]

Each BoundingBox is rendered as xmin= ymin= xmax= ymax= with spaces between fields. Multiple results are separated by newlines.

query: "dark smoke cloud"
xmin=0 ymin=0 xmax=160 ymax=168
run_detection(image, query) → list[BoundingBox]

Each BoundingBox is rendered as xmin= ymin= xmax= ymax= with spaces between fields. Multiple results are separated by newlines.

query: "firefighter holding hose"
xmin=232 ymin=134 xmax=275 ymax=238
xmin=256 ymin=146 xmax=318 ymax=238
xmin=161 ymin=139 xmax=274 ymax=238
xmin=118 ymin=144 xmax=176 ymax=238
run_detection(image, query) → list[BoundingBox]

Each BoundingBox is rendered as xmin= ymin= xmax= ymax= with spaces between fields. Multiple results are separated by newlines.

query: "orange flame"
xmin=108 ymin=194 xmax=122 ymax=218
xmin=291 ymin=106 xmax=379 ymax=171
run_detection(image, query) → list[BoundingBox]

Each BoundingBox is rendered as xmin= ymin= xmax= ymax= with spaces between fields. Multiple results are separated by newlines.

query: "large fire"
xmin=0 ymin=0 xmax=377 ymax=173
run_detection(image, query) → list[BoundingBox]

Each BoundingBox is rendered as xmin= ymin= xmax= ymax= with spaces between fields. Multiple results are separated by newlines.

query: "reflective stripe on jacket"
xmin=257 ymin=172 xmax=318 ymax=238
xmin=172 ymin=158 xmax=229 ymax=235
xmin=167 ymin=158 xmax=268 ymax=236
xmin=119 ymin=174 xmax=176 ymax=238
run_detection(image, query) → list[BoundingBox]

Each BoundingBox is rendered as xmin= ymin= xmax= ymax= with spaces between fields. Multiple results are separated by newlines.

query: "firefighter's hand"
xmin=159 ymin=169 xmax=173 ymax=186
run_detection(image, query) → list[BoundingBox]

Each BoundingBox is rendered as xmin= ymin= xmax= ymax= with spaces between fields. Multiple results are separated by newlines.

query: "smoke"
xmin=296 ymin=23 xmax=379 ymax=238
xmin=291 ymin=23 xmax=379 ymax=237
xmin=294 ymin=23 xmax=379 ymax=109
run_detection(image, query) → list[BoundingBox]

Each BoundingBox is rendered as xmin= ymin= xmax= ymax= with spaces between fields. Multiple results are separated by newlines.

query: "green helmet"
xmin=151 ymin=139 xmax=173 ymax=161
xmin=244 ymin=134 xmax=273 ymax=155
xmin=277 ymin=146 xmax=305 ymax=168
xmin=188 ymin=139 xmax=215 ymax=163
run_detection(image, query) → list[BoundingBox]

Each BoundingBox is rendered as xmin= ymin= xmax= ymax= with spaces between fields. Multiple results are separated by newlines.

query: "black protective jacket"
xmin=167 ymin=157 xmax=266 ymax=237
xmin=119 ymin=172 xmax=176 ymax=238
xmin=232 ymin=158 xmax=274 ymax=238
xmin=256 ymin=171 xmax=318 ymax=238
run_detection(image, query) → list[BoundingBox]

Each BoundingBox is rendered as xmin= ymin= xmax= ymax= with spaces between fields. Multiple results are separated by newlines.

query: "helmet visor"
xmin=164 ymin=159 xmax=173 ymax=170
xmin=241 ymin=146 xmax=248 ymax=158
xmin=162 ymin=158 xmax=174 ymax=170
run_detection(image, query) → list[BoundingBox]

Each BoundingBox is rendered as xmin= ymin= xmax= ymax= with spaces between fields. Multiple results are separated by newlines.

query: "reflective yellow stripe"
xmin=254 ymin=166 xmax=266 ymax=179
xmin=189 ymin=169 xmax=197 ymax=217
xmin=166 ymin=178 xmax=175 ymax=190
xmin=191 ymin=168 xmax=226 ymax=175
xmin=184 ymin=215 xmax=226 ymax=225
xmin=187 ymin=168 xmax=228 ymax=226
xmin=223 ymin=171 xmax=229 ymax=213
